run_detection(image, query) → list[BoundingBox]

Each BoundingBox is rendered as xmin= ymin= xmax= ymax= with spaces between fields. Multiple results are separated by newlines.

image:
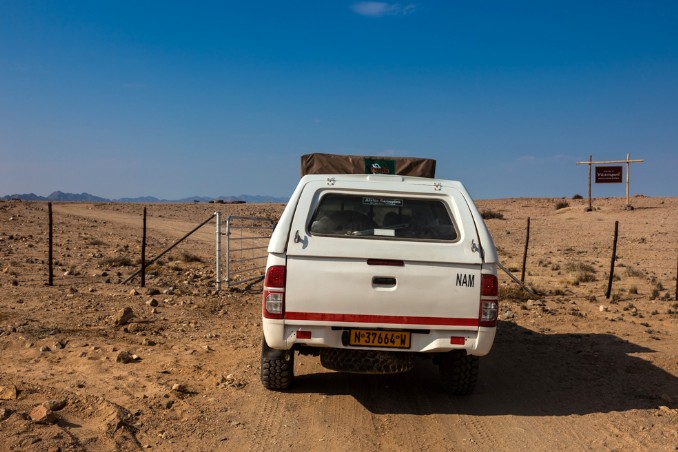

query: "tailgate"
xmin=285 ymin=256 xmax=481 ymax=327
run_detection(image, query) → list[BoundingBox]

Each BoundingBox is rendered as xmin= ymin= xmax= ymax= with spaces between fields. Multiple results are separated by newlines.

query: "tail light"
xmin=263 ymin=265 xmax=286 ymax=319
xmin=479 ymin=274 xmax=498 ymax=327
xmin=481 ymin=274 xmax=498 ymax=297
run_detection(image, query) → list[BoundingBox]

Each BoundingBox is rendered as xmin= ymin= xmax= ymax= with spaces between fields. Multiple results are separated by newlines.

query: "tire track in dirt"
xmin=308 ymin=365 xmax=506 ymax=451
xmin=284 ymin=358 xmax=383 ymax=450
xmin=248 ymin=391 xmax=286 ymax=451
xmin=453 ymin=412 xmax=502 ymax=450
xmin=418 ymin=386 xmax=503 ymax=450
xmin=592 ymin=411 xmax=661 ymax=451
xmin=364 ymin=372 xmax=445 ymax=451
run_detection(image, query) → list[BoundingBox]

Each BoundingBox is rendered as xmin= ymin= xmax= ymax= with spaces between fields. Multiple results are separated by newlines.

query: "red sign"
xmin=595 ymin=166 xmax=623 ymax=183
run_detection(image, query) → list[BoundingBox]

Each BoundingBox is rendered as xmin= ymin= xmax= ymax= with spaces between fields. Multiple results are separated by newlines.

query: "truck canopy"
xmin=300 ymin=153 xmax=436 ymax=178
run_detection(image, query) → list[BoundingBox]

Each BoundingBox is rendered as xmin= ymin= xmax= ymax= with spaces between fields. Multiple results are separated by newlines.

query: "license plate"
xmin=348 ymin=329 xmax=411 ymax=349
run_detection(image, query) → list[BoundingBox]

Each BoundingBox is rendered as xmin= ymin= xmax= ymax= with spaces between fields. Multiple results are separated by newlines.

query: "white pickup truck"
xmin=261 ymin=159 xmax=498 ymax=395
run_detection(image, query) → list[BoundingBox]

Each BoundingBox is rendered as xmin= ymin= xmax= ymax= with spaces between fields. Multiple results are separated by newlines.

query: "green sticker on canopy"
xmin=364 ymin=158 xmax=396 ymax=175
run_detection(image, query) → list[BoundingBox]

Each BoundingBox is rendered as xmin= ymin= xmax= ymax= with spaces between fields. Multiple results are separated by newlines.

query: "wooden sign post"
xmin=576 ymin=153 xmax=644 ymax=210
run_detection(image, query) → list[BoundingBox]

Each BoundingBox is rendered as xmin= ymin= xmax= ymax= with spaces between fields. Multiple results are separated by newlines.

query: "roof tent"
xmin=300 ymin=153 xmax=436 ymax=178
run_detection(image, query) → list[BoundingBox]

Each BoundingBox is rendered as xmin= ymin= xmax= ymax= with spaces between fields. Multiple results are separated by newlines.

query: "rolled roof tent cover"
xmin=300 ymin=153 xmax=436 ymax=178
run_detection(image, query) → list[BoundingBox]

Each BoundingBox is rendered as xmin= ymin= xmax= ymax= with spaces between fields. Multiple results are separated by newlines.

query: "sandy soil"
xmin=0 ymin=197 xmax=676 ymax=451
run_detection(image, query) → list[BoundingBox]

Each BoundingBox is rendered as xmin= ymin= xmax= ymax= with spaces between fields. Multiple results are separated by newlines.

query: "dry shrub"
xmin=555 ymin=201 xmax=569 ymax=210
xmin=481 ymin=210 xmax=504 ymax=220
xmin=500 ymin=286 xmax=532 ymax=302
xmin=87 ymin=238 xmax=107 ymax=246
xmin=179 ymin=252 xmax=204 ymax=263
xmin=102 ymin=255 xmax=133 ymax=267
xmin=565 ymin=262 xmax=596 ymax=274
xmin=565 ymin=261 xmax=596 ymax=284
xmin=625 ymin=266 xmax=645 ymax=278
xmin=574 ymin=272 xmax=597 ymax=284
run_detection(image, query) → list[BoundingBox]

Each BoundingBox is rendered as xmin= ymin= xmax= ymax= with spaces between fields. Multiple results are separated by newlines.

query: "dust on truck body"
xmin=261 ymin=153 xmax=499 ymax=394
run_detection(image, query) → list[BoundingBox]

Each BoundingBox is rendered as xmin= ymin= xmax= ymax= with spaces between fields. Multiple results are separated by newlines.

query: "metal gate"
xmin=219 ymin=215 xmax=275 ymax=289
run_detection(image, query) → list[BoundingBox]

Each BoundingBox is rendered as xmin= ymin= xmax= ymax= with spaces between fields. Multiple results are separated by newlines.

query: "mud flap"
xmin=261 ymin=337 xmax=292 ymax=361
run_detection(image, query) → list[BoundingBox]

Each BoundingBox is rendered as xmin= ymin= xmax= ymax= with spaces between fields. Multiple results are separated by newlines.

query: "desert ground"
xmin=0 ymin=196 xmax=676 ymax=451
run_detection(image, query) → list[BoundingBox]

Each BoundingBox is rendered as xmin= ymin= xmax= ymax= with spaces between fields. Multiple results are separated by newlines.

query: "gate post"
xmin=215 ymin=211 xmax=221 ymax=292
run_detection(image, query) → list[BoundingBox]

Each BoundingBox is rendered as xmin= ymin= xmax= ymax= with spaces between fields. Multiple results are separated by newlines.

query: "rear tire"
xmin=260 ymin=339 xmax=294 ymax=390
xmin=438 ymin=351 xmax=479 ymax=395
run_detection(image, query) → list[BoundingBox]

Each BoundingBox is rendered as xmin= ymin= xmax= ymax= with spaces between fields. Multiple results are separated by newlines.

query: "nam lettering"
xmin=456 ymin=274 xmax=475 ymax=288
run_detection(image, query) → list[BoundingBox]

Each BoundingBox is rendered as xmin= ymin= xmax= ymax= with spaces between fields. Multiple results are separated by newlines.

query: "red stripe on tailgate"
xmin=285 ymin=312 xmax=479 ymax=327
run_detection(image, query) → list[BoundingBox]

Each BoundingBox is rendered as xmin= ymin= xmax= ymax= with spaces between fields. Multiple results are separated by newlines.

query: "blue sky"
xmin=1 ymin=1 xmax=676 ymax=200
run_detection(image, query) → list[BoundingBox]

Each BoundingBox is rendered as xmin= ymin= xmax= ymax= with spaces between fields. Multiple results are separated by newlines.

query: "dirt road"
xmin=1 ymin=199 xmax=676 ymax=450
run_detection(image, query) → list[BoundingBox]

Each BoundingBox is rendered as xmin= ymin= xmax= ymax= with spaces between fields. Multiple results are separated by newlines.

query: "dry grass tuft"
xmin=179 ymin=252 xmax=204 ymax=263
xmin=565 ymin=261 xmax=597 ymax=284
xmin=565 ymin=262 xmax=596 ymax=274
xmin=500 ymin=285 xmax=533 ymax=302
xmin=481 ymin=210 xmax=505 ymax=220
xmin=624 ymin=266 xmax=645 ymax=278
xmin=102 ymin=255 xmax=133 ymax=267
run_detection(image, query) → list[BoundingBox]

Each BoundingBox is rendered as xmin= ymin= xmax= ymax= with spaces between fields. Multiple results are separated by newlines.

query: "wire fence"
xmin=2 ymin=201 xmax=676 ymax=301
xmin=0 ymin=202 xmax=279 ymax=291
xmin=487 ymin=214 xmax=677 ymax=300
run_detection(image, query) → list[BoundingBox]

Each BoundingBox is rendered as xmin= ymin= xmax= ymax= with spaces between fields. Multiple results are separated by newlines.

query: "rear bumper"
xmin=262 ymin=319 xmax=496 ymax=356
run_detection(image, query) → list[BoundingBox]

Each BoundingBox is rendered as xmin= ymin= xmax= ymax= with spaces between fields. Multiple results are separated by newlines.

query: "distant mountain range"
xmin=0 ymin=191 xmax=287 ymax=203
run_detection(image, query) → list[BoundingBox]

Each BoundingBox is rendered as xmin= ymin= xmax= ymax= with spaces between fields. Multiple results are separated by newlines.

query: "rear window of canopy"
xmin=309 ymin=193 xmax=459 ymax=242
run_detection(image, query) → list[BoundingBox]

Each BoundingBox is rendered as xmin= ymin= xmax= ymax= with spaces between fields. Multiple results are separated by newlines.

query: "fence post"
xmin=215 ymin=211 xmax=221 ymax=292
xmin=225 ymin=216 xmax=231 ymax=288
xmin=586 ymin=155 xmax=593 ymax=211
xmin=141 ymin=207 xmax=147 ymax=288
xmin=521 ymin=217 xmax=530 ymax=284
xmin=48 ymin=202 xmax=53 ymax=286
xmin=675 ymin=248 xmax=677 ymax=301
xmin=606 ymin=221 xmax=619 ymax=299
